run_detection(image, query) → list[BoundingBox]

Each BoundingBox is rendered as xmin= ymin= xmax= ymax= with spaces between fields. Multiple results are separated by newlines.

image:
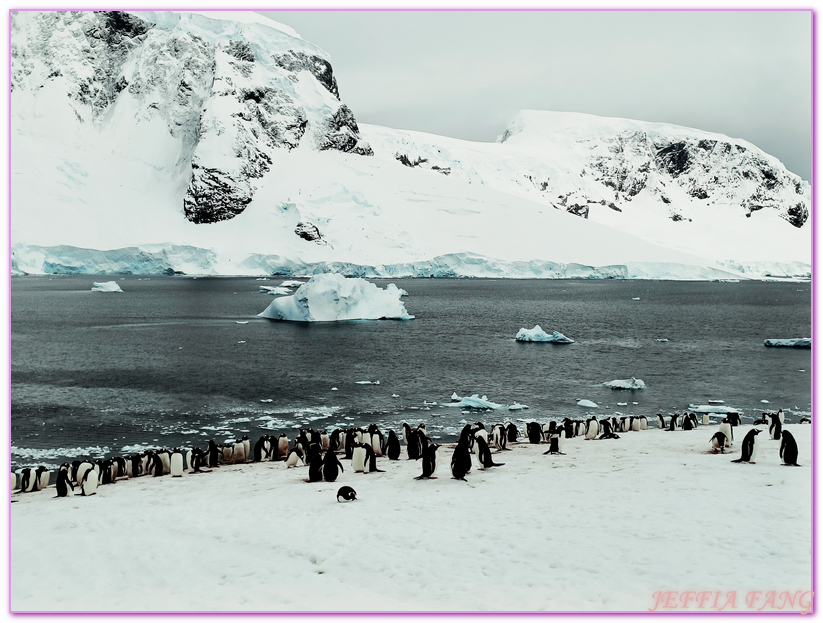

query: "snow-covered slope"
xmin=10 ymin=11 xmax=811 ymax=279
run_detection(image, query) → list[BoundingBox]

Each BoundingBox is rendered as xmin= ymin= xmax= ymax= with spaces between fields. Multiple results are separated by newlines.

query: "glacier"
xmin=9 ymin=10 xmax=812 ymax=280
xmin=257 ymin=273 xmax=413 ymax=322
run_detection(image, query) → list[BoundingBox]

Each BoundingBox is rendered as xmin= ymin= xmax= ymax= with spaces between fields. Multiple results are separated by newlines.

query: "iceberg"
xmin=259 ymin=286 xmax=291 ymax=295
xmin=689 ymin=404 xmax=741 ymax=414
xmin=764 ymin=338 xmax=811 ymax=348
xmin=258 ymin=274 xmax=414 ymax=322
xmin=442 ymin=394 xmax=508 ymax=410
xmin=577 ymin=400 xmax=599 ymax=408
xmin=91 ymin=281 xmax=123 ymax=293
xmin=279 ymin=280 xmax=305 ymax=288
xmin=515 ymin=325 xmax=574 ymax=343
xmin=604 ymin=378 xmax=646 ymax=390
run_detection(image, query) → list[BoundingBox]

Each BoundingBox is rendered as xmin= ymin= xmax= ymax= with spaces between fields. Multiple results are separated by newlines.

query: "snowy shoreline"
xmin=11 ymin=425 xmax=811 ymax=612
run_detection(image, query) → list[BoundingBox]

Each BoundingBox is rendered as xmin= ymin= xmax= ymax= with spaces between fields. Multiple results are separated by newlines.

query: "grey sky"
xmin=260 ymin=10 xmax=812 ymax=180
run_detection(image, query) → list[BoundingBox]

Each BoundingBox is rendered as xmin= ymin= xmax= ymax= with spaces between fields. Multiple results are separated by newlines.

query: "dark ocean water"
xmin=11 ymin=275 xmax=811 ymax=471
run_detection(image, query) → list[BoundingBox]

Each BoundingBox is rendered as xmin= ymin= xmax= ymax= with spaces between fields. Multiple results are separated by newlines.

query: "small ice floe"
xmin=632 ymin=402 xmax=638 ymax=405
xmin=279 ymin=280 xmax=305 ymax=288
xmin=708 ymin=399 xmax=725 ymax=404
xmin=799 ymin=370 xmax=806 ymax=373
xmin=423 ymin=400 xmax=438 ymax=406
xmin=764 ymin=338 xmax=811 ymax=348
xmin=761 ymin=399 xmax=770 ymax=404
xmin=711 ymin=278 xmax=739 ymax=283
xmin=654 ymin=338 xmax=669 ymax=342
xmin=689 ymin=404 xmax=740 ymax=414
xmin=260 ymin=286 xmax=291 ymax=295
xmin=443 ymin=393 xmax=508 ymax=410
xmin=577 ymin=399 xmax=599 ymax=408
xmin=391 ymin=394 xmax=400 ymax=398
xmin=235 ymin=321 xmax=249 ymax=324
xmin=509 ymin=402 xmax=529 ymax=411
xmin=604 ymin=377 xmax=646 ymax=390
xmin=515 ymin=325 xmax=574 ymax=343
xmin=256 ymin=278 xmax=268 ymax=281
xmin=355 ymin=381 xmax=373 ymax=385
xmin=260 ymin=399 xmax=273 ymax=403
xmin=617 ymin=402 xmax=628 ymax=406
xmin=458 ymin=419 xmax=467 ymax=424
xmin=632 ymin=297 xmax=640 ymax=300
xmin=91 ymin=281 xmax=123 ymax=293
xmin=237 ymin=341 xmax=246 ymax=344
xmin=451 ymin=392 xmax=461 ymax=401
xmin=331 ymin=387 xmax=338 ymax=391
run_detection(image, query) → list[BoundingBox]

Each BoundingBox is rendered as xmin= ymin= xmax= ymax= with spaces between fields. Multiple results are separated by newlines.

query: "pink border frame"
xmin=5 ymin=7 xmax=816 ymax=616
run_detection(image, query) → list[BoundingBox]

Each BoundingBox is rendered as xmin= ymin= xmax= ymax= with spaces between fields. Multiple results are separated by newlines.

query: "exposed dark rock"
xmin=272 ymin=50 xmax=339 ymax=99
xmin=566 ymin=204 xmax=589 ymax=218
xmin=661 ymin=196 xmax=671 ymax=204
xmin=671 ymin=214 xmax=685 ymax=222
xmin=226 ymin=40 xmax=254 ymax=62
xmin=318 ymin=104 xmax=373 ymax=155
xmin=397 ymin=154 xmax=427 ymax=167
xmin=431 ymin=166 xmax=451 ymax=175
xmin=655 ymin=141 xmax=691 ymax=176
xmin=295 ymin=221 xmax=324 ymax=243
xmin=183 ymin=162 xmax=253 ymax=224
xmin=688 ymin=187 xmax=709 ymax=200
xmin=785 ymin=202 xmax=809 ymax=228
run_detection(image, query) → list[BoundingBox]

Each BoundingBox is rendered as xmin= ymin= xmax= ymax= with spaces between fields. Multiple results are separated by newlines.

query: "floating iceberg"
xmin=279 ymin=280 xmax=305 ymax=288
xmin=689 ymin=404 xmax=741 ymax=414
xmin=442 ymin=394 xmax=508 ymax=410
xmin=91 ymin=281 xmax=123 ymax=293
xmin=515 ymin=325 xmax=574 ymax=343
xmin=259 ymin=286 xmax=291 ymax=295
xmin=764 ymin=338 xmax=811 ymax=348
xmin=577 ymin=400 xmax=599 ymax=408
xmin=654 ymin=338 xmax=669 ymax=342
xmin=235 ymin=321 xmax=249 ymax=324
xmin=509 ymin=402 xmax=529 ymax=411
xmin=258 ymin=274 xmax=414 ymax=322
xmin=604 ymin=378 xmax=646 ymax=390
xmin=707 ymin=399 xmax=725 ymax=404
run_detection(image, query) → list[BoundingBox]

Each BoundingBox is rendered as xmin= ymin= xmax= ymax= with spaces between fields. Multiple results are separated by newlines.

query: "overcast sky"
xmin=260 ymin=10 xmax=812 ymax=180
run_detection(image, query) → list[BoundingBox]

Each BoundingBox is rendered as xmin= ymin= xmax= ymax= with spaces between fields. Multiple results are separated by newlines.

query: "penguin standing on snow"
xmin=253 ymin=435 xmax=271 ymax=462
xmin=351 ymin=443 xmax=368 ymax=473
xmin=718 ymin=422 xmax=733 ymax=445
xmin=55 ymin=464 xmax=73 ymax=498
xmin=80 ymin=466 xmax=98 ymax=496
xmin=475 ymin=436 xmax=504 ymax=469
xmin=710 ymin=431 xmax=729 ymax=453
xmin=779 ymin=430 xmax=800 ymax=466
xmin=386 ymin=430 xmax=401 ymax=460
xmin=668 ymin=414 xmax=679 ymax=431
xmin=286 ymin=447 xmax=305 ymax=468
xmin=322 ymin=450 xmax=345 ymax=482
xmin=769 ymin=414 xmax=782 ymax=440
xmin=505 ymin=422 xmax=519 ymax=443
xmin=416 ymin=443 xmax=441 ymax=480
xmin=364 ymin=443 xmax=384 ymax=473
xmin=206 ymin=440 xmax=220 ymax=468
xmin=731 ymin=429 xmax=762 ymax=463
xmin=656 ymin=414 xmax=666 ymax=429
xmin=308 ymin=450 xmax=324 ymax=483
xmin=526 ymin=422 xmax=542 ymax=444
xmin=170 ymin=448 xmax=184 ymax=477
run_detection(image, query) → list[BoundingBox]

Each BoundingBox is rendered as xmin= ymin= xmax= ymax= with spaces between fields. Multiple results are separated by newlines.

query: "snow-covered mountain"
xmin=10 ymin=10 xmax=811 ymax=279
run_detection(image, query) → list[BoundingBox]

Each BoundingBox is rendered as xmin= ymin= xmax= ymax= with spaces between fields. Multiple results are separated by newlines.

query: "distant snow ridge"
xmin=515 ymin=325 xmax=574 ymax=343
xmin=257 ymin=273 xmax=413 ymax=321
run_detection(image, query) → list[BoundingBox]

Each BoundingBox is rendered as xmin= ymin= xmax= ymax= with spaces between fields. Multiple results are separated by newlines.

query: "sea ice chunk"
xmin=442 ymin=394 xmax=508 ymax=410
xmin=91 ymin=281 xmax=123 ymax=293
xmin=689 ymin=404 xmax=741 ymax=414
xmin=577 ymin=399 xmax=599 ymax=408
xmin=604 ymin=378 xmax=646 ymax=390
xmin=515 ymin=325 xmax=574 ymax=343
xmin=258 ymin=274 xmax=414 ymax=322
xmin=279 ymin=280 xmax=305 ymax=287
xmin=259 ymin=286 xmax=291 ymax=295
xmin=764 ymin=338 xmax=811 ymax=348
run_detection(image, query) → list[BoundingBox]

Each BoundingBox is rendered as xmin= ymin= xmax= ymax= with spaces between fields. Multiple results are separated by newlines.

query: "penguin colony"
xmin=11 ymin=406 xmax=805 ymax=498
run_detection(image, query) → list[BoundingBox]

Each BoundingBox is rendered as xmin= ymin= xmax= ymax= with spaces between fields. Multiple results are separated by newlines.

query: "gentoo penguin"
xmin=682 ymin=415 xmax=694 ymax=431
xmin=543 ymin=433 xmax=565 ymax=455
xmin=474 ymin=425 xmax=490 ymax=446
xmin=769 ymin=414 xmax=782 ymax=440
xmin=149 ymin=452 xmax=164 ymax=477
xmin=364 ymin=443 xmax=384 ymax=473
xmin=322 ymin=450 xmax=345 ymax=482
xmin=475 ymin=436 xmax=504 ymax=469
xmin=170 ymin=448 xmax=184 ymax=477
xmin=277 ymin=434 xmax=289 ymax=460
xmin=308 ymin=450 xmax=324 ymax=482
xmin=598 ymin=420 xmax=619 ymax=440
xmin=55 ymin=464 xmax=74 ymax=497
xmin=562 ymin=418 xmax=574 ymax=438
xmin=232 ymin=440 xmax=247 ymax=464
xmin=491 ymin=424 xmax=507 ymax=451
xmin=320 ymin=431 xmax=330 ymax=452
xmin=726 ymin=413 xmax=741 ymax=427
xmin=286 ymin=447 xmax=305 ymax=468
xmin=386 ymin=430 xmax=401 ymax=460
xmin=710 ymin=431 xmax=729 ymax=453
xmin=639 ymin=416 xmax=648 ymax=430
xmin=702 ymin=413 xmax=710 ymax=426
xmin=401 ymin=422 xmax=412 ymax=446
xmin=10 ymin=472 xmax=16 ymax=492
xmin=344 ymin=429 xmax=358 ymax=460
xmin=36 ymin=466 xmax=50 ymax=490
xmin=206 ymin=440 xmax=221 ymax=467
xmin=97 ymin=460 xmax=116 ymax=486
xmin=337 ymin=486 xmax=357 ymax=502
xmin=157 ymin=450 xmax=172 ymax=474
xmin=352 ymin=443 xmax=368 ymax=473
xmin=631 ymin=417 xmax=641 ymax=432
xmin=80 ymin=467 xmax=98 ymax=496
xmin=253 ymin=435 xmax=270 ymax=462
xmin=416 ymin=443 xmax=441 ymax=480
xmin=800 ymin=417 xmax=811 ymax=424
xmin=779 ymin=430 xmax=800 ymax=466
xmin=656 ymin=414 xmax=666 ymax=429
xmin=668 ymin=414 xmax=678 ymax=431
xmin=406 ymin=429 xmax=422 ymax=461
xmin=75 ymin=461 xmax=94 ymax=489
xmin=19 ymin=468 xmax=36 ymax=493
xmin=731 ymin=429 xmax=762 ymax=463
xmin=585 ymin=418 xmax=598 ymax=440
xmin=526 ymin=422 xmax=542 ymax=444
xmin=240 ymin=435 xmax=251 ymax=459
xmin=188 ymin=448 xmax=208 ymax=473
xmin=620 ymin=417 xmax=630 ymax=433
xmin=777 ymin=408 xmax=785 ymax=424
xmin=505 ymin=422 xmax=519 ymax=443
xmin=718 ymin=422 xmax=733 ymax=445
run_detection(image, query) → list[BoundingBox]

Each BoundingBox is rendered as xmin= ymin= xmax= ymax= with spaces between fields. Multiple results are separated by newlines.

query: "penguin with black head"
xmin=416 ymin=443 xmax=441 ymax=480
xmin=731 ymin=429 xmax=762 ymax=464
xmin=322 ymin=450 xmax=345 ymax=482
xmin=779 ymin=430 xmax=800 ymax=466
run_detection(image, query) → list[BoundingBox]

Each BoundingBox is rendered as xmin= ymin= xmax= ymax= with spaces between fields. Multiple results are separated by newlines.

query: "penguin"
xmin=364 ymin=443 xmax=384 ymax=473
xmin=406 ymin=429 xmax=421 ymax=460
xmin=562 ymin=418 xmax=574 ymax=438
xmin=286 ymin=447 xmax=305 ymax=468
xmin=526 ymin=422 xmax=542 ymax=444
xmin=631 ymin=417 xmax=641 ymax=432
xmin=206 ymin=440 xmax=221 ymax=468
xmin=170 ymin=448 xmax=184 ymax=477
xmin=710 ymin=431 xmax=729 ymax=453
xmin=322 ymin=450 xmax=345 ymax=482
xmin=401 ymin=422 xmax=412 ymax=446
xmin=769 ymin=414 xmax=782 ymax=440
xmin=639 ymin=416 xmax=648 ymax=430
xmin=80 ymin=466 xmax=98 ymax=496
xmin=352 ymin=443 xmax=368 ymax=473
xmin=726 ymin=413 xmax=741 ymax=427
xmin=474 ymin=426 xmax=489 ymax=446
xmin=19 ymin=468 xmax=36 ymax=493
xmin=233 ymin=440 xmax=247 ymax=464
xmin=189 ymin=448 xmax=208 ymax=473
xmin=157 ymin=450 xmax=171 ymax=474
xmin=277 ymin=434 xmax=290 ymax=460
xmin=543 ymin=433 xmax=566 ymax=454
xmin=386 ymin=430 xmax=401 ymax=460
xmin=35 ymin=466 xmax=50 ymax=490
xmin=668 ymin=414 xmax=678 ymax=431
xmin=731 ymin=429 xmax=762 ymax=463
xmin=97 ymin=460 xmax=116 ymax=486
xmin=800 ymin=417 xmax=811 ymax=424
xmin=475 ymin=436 xmax=504 ymax=469
xmin=10 ymin=472 xmax=16 ymax=492
xmin=656 ymin=414 xmax=666 ymax=429
xmin=320 ymin=431 xmax=330 ymax=452
xmin=127 ymin=454 xmax=143 ymax=478
xmin=337 ymin=486 xmax=357 ymax=502
xmin=344 ymin=429 xmax=358 ymax=460
xmin=702 ymin=413 xmax=710 ymax=426
xmin=777 ymin=408 xmax=785 ymax=424
xmin=718 ymin=422 xmax=733 ymax=445
xmin=491 ymin=424 xmax=507 ymax=451
xmin=149 ymin=452 xmax=164 ymax=477
xmin=75 ymin=461 xmax=94 ymax=489
xmin=416 ymin=443 xmax=441 ymax=480
xmin=585 ymin=418 xmax=598 ymax=440
xmin=682 ymin=415 xmax=694 ymax=431
xmin=779 ymin=430 xmax=800 ymax=466
xmin=598 ymin=420 xmax=619 ymax=440
xmin=505 ymin=422 xmax=519 ymax=443
xmin=55 ymin=464 xmax=74 ymax=497
xmin=253 ymin=435 xmax=270 ymax=462
xmin=308 ymin=450 xmax=324 ymax=482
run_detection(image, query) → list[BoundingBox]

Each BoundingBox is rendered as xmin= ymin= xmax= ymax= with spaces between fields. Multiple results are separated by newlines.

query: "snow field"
xmin=10 ymin=425 xmax=810 ymax=612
